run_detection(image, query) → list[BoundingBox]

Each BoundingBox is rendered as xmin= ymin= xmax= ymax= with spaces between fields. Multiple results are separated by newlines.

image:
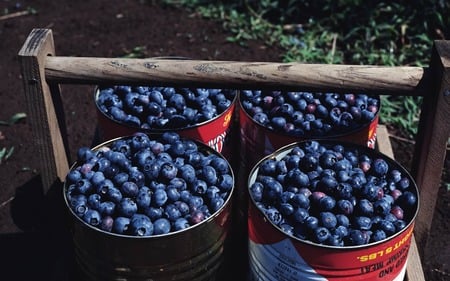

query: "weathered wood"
xmin=44 ymin=56 xmax=430 ymax=96
xmin=18 ymin=28 xmax=449 ymax=280
xmin=411 ymin=40 xmax=450 ymax=257
xmin=376 ymin=125 xmax=425 ymax=281
xmin=18 ymin=28 xmax=69 ymax=192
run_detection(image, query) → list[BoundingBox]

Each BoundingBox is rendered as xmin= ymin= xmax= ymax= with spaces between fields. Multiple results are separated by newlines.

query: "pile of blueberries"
xmin=249 ymin=140 xmax=418 ymax=246
xmin=96 ymin=85 xmax=236 ymax=130
xmin=64 ymin=132 xmax=234 ymax=237
xmin=240 ymin=90 xmax=379 ymax=137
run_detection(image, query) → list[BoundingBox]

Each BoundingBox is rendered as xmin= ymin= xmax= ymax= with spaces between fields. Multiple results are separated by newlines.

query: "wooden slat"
xmin=411 ymin=40 xmax=450 ymax=255
xmin=18 ymin=28 xmax=450 ymax=281
xmin=17 ymin=28 xmax=69 ymax=191
xmin=44 ymin=56 xmax=430 ymax=96
xmin=376 ymin=125 xmax=426 ymax=281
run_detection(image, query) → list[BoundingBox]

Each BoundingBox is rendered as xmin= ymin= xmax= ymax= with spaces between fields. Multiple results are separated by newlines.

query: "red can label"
xmin=97 ymin=98 xmax=236 ymax=158
xmin=239 ymin=107 xmax=379 ymax=173
xmin=248 ymin=203 xmax=413 ymax=281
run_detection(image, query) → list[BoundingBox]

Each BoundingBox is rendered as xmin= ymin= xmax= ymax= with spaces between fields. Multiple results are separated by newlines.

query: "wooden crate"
xmin=18 ymin=28 xmax=450 ymax=280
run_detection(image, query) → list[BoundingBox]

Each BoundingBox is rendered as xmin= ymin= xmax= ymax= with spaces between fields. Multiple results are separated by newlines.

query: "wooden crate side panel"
xmin=18 ymin=28 xmax=69 ymax=191
xmin=411 ymin=40 xmax=450 ymax=256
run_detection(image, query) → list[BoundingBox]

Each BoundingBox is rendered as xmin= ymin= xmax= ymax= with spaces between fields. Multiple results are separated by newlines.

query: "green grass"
xmin=0 ymin=112 xmax=26 ymax=164
xmin=161 ymin=0 xmax=449 ymax=140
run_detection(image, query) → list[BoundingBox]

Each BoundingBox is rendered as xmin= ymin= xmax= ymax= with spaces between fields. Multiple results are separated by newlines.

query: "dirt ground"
xmin=0 ymin=0 xmax=449 ymax=280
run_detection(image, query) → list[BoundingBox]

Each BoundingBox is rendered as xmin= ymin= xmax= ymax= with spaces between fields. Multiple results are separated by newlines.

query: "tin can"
xmin=247 ymin=140 xmax=419 ymax=281
xmin=94 ymin=86 xmax=238 ymax=164
xmin=239 ymin=91 xmax=380 ymax=172
xmin=235 ymin=92 xmax=380 ymax=278
xmin=63 ymin=134 xmax=235 ymax=281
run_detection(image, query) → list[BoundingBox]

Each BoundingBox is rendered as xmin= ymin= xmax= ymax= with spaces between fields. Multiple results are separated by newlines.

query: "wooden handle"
xmin=45 ymin=57 xmax=429 ymax=96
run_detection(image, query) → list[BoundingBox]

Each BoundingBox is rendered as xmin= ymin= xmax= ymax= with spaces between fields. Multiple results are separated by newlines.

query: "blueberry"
xmin=373 ymin=199 xmax=391 ymax=216
xmin=371 ymin=158 xmax=389 ymax=176
xmin=259 ymin=159 xmax=278 ymax=176
xmin=113 ymin=172 xmax=129 ymax=187
xmin=67 ymin=169 xmax=82 ymax=184
xmin=336 ymin=214 xmax=350 ymax=227
xmin=121 ymin=181 xmax=139 ymax=197
xmin=129 ymin=214 xmax=154 ymax=236
xmin=135 ymin=186 xmax=151 ymax=209
xmin=354 ymin=216 xmax=372 ymax=230
xmin=313 ymin=227 xmax=331 ymax=244
xmin=166 ymin=186 xmax=181 ymax=202
xmin=144 ymin=206 xmax=163 ymax=221
xmin=152 ymin=188 xmax=168 ymax=207
xmin=397 ymin=191 xmax=417 ymax=211
xmin=336 ymin=199 xmax=354 ymax=215
xmin=397 ymin=177 xmax=411 ymax=190
xmin=118 ymin=198 xmax=138 ymax=218
xmin=285 ymin=169 xmax=309 ymax=187
xmin=87 ymin=193 xmax=102 ymax=210
xmin=361 ymin=182 xmax=380 ymax=201
xmin=368 ymin=230 xmax=385 ymax=244
xmin=200 ymin=165 xmax=218 ymax=185
xmin=209 ymin=197 xmax=225 ymax=213
xmin=98 ymin=201 xmax=116 ymax=216
xmin=70 ymin=195 xmax=88 ymax=217
xmin=393 ymin=220 xmax=407 ymax=231
xmin=113 ymin=217 xmax=130 ymax=234
xmin=355 ymin=199 xmax=374 ymax=217
xmin=250 ymin=182 xmax=264 ymax=202
xmin=100 ymin=216 xmax=114 ymax=232
xmin=317 ymin=175 xmax=338 ymax=194
xmin=334 ymin=225 xmax=349 ymax=239
xmin=173 ymin=217 xmax=190 ymax=231
xmin=378 ymin=220 xmax=396 ymax=236
xmin=326 ymin=234 xmax=344 ymax=246
xmin=217 ymin=174 xmax=233 ymax=192
xmin=159 ymin=162 xmax=178 ymax=181
xmin=319 ymin=196 xmax=336 ymax=211
xmin=291 ymin=207 xmax=308 ymax=224
xmin=179 ymin=164 xmax=196 ymax=183
xmin=174 ymin=201 xmax=190 ymax=216
xmin=347 ymin=229 xmax=368 ymax=246
xmin=319 ymin=152 xmax=338 ymax=168
xmin=271 ymin=116 xmax=286 ymax=130
xmin=164 ymin=204 xmax=182 ymax=221
xmin=320 ymin=212 xmax=337 ymax=229
xmin=106 ymin=186 xmax=123 ymax=204
xmin=191 ymin=179 xmax=208 ymax=195
xmin=390 ymin=205 xmax=404 ymax=220
xmin=75 ymin=178 xmax=93 ymax=194
xmin=336 ymin=183 xmax=353 ymax=199
xmin=77 ymin=147 xmax=96 ymax=163
xmin=190 ymin=209 xmax=206 ymax=224
xmin=290 ymin=193 xmax=310 ymax=209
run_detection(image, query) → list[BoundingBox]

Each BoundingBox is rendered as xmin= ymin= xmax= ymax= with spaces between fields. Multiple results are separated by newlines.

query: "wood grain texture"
xmin=18 ymin=28 xmax=450 ymax=280
xmin=18 ymin=28 xmax=69 ymax=191
xmin=45 ymin=56 xmax=430 ymax=96
xmin=411 ymin=40 xmax=450 ymax=257
xmin=376 ymin=125 xmax=426 ymax=281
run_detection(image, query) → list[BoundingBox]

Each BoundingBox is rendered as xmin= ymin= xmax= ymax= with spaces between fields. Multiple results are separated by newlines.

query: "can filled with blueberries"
xmin=238 ymin=90 xmax=380 ymax=175
xmin=247 ymin=140 xmax=419 ymax=281
xmin=94 ymin=85 xmax=238 ymax=166
xmin=63 ymin=132 xmax=235 ymax=281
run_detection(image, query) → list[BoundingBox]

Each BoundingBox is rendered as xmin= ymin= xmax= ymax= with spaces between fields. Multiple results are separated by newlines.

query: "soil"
xmin=0 ymin=0 xmax=448 ymax=280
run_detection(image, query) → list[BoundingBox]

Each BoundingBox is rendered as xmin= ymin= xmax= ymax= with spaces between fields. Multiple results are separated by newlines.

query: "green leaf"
xmin=9 ymin=112 xmax=27 ymax=125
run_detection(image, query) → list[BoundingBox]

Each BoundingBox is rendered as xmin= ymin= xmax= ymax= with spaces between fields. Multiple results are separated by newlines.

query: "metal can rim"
xmin=63 ymin=134 xmax=235 ymax=239
xmin=238 ymin=91 xmax=381 ymax=140
xmin=94 ymin=86 xmax=238 ymax=133
xmin=248 ymin=139 xmax=419 ymax=250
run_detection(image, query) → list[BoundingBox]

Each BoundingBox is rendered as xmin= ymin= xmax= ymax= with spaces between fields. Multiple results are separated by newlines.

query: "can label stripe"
xmin=248 ymin=202 xmax=413 ymax=280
